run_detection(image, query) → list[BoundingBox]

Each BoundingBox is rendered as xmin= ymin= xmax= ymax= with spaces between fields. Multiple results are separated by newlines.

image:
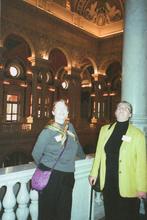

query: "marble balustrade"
xmin=0 ymin=158 xmax=104 ymax=220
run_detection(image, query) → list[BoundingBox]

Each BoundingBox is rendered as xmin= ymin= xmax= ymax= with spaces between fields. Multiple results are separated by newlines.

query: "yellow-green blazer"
xmin=90 ymin=123 xmax=147 ymax=197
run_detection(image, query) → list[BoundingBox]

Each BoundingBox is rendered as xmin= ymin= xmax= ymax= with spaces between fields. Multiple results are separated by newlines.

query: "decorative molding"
xmin=24 ymin=0 xmax=124 ymax=38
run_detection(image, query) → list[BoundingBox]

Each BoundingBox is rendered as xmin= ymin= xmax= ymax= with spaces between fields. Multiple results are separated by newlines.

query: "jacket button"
xmin=119 ymin=171 xmax=122 ymax=174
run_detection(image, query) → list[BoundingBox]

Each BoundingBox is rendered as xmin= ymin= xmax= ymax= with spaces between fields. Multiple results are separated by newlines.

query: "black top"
xmin=104 ymin=120 xmax=129 ymax=191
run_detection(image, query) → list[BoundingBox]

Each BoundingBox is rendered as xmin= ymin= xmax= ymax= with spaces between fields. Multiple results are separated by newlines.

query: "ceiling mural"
xmin=73 ymin=0 xmax=125 ymax=26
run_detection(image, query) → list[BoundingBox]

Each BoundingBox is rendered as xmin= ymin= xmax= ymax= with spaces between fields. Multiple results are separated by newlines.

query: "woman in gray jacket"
xmin=32 ymin=99 xmax=85 ymax=220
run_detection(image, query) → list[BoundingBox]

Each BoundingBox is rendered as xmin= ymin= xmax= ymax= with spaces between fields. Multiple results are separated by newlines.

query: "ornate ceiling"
xmin=73 ymin=0 xmax=125 ymax=26
xmin=24 ymin=0 xmax=125 ymax=37
xmin=36 ymin=0 xmax=125 ymax=26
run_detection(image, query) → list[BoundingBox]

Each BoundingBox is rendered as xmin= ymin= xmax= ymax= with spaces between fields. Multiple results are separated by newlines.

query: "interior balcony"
xmin=0 ymin=158 xmax=146 ymax=220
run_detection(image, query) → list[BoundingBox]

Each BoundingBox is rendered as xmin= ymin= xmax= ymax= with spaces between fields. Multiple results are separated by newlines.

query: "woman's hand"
xmin=85 ymin=154 xmax=93 ymax=159
xmin=88 ymin=176 xmax=97 ymax=186
xmin=137 ymin=191 xmax=147 ymax=199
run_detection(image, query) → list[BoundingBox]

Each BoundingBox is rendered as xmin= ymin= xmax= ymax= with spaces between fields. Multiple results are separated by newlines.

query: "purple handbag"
xmin=31 ymin=168 xmax=52 ymax=191
xmin=31 ymin=142 xmax=66 ymax=191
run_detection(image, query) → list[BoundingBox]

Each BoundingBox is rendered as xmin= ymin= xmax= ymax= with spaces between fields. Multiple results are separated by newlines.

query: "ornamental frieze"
xmin=74 ymin=0 xmax=124 ymax=26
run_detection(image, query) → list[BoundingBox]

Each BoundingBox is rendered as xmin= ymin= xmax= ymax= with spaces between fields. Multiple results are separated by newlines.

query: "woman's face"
xmin=52 ymin=101 xmax=69 ymax=124
xmin=115 ymin=103 xmax=132 ymax=122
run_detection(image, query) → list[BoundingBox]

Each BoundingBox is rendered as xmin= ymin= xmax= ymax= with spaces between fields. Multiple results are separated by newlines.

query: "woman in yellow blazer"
xmin=89 ymin=101 xmax=147 ymax=220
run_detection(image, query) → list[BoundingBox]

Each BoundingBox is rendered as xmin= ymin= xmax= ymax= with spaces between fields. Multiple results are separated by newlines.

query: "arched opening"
xmin=49 ymin=48 xmax=69 ymax=101
xmin=1 ymin=34 xmax=32 ymax=124
xmin=49 ymin=48 xmax=68 ymax=73
xmin=4 ymin=34 xmax=32 ymax=67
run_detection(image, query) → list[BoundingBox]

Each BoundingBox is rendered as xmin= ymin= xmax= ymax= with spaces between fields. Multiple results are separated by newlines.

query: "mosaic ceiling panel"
xmin=73 ymin=0 xmax=125 ymax=26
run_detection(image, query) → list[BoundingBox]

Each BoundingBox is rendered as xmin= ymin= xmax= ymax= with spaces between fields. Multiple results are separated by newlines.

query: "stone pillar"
xmin=0 ymin=47 xmax=5 ymax=121
xmin=40 ymin=72 xmax=48 ymax=118
xmin=24 ymin=83 xmax=32 ymax=117
xmin=0 ymin=80 xmax=3 ymax=118
xmin=31 ymin=58 xmax=50 ymax=118
xmin=0 ymin=47 xmax=5 ymax=70
xmin=69 ymin=67 xmax=81 ymax=125
xmin=31 ymin=66 xmax=38 ymax=119
xmin=122 ymin=0 xmax=147 ymax=131
xmin=90 ymin=81 xmax=98 ymax=124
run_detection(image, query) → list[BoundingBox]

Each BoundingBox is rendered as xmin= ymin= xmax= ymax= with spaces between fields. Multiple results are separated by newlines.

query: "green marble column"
xmin=122 ymin=0 xmax=147 ymax=131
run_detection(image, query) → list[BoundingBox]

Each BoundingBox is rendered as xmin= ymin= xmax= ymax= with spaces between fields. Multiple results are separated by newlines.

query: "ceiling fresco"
xmin=73 ymin=0 xmax=125 ymax=26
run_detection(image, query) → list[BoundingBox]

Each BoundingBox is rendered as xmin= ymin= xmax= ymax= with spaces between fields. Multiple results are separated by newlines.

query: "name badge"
xmin=122 ymin=135 xmax=132 ymax=142
xmin=54 ymin=134 xmax=62 ymax=142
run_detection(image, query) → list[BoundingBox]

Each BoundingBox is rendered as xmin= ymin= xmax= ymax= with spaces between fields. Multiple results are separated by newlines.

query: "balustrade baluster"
xmin=16 ymin=181 xmax=30 ymax=220
xmin=2 ymin=183 xmax=16 ymax=220
xmin=0 ymin=160 xmax=98 ymax=220
xmin=29 ymin=189 xmax=38 ymax=220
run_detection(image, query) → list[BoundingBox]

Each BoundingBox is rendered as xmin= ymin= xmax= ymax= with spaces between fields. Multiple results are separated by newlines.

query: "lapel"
xmin=100 ymin=123 xmax=117 ymax=159
xmin=103 ymin=122 xmax=116 ymax=146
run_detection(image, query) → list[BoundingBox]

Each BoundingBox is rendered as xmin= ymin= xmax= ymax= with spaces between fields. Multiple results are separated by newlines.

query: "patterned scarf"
xmin=46 ymin=122 xmax=76 ymax=146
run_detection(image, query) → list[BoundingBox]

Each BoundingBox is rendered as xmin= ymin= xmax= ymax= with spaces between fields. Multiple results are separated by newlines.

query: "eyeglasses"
xmin=116 ymin=106 xmax=131 ymax=113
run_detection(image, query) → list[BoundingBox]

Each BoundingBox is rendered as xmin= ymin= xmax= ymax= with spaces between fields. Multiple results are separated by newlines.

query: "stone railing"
xmin=0 ymin=158 xmax=104 ymax=220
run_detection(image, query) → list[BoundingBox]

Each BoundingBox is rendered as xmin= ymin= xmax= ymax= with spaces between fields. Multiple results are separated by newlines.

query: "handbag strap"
xmin=50 ymin=141 xmax=67 ymax=171
xmin=39 ymin=123 xmax=68 ymax=171
xmin=47 ymin=122 xmax=69 ymax=171
xmin=38 ymin=142 xmax=67 ymax=171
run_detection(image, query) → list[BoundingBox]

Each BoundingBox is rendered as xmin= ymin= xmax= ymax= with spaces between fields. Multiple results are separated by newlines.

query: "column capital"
xmin=70 ymin=67 xmax=82 ymax=81
xmin=28 ymin=57 xmax=49 ymax=71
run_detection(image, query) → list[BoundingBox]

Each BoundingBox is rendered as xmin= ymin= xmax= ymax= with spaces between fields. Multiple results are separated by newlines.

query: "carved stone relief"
xmin=74 ymin=0 xmax=124 ymax=26
xmin=38 ymin=34 xmax=50 ymax=58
